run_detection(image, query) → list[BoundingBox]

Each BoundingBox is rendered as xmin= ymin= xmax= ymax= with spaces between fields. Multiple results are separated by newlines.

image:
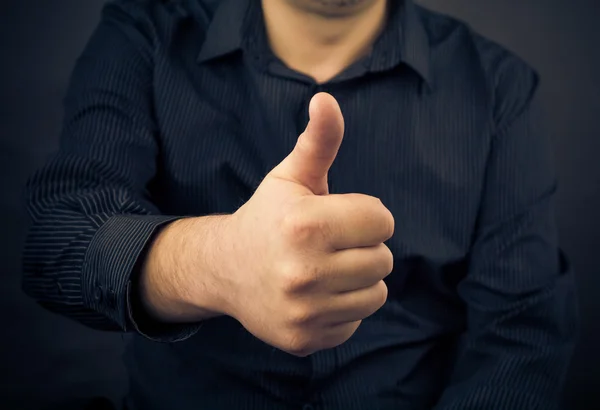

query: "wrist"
xmin=200 ymin=213 xmax=240 ymax=318
xmin=184 ymin=214 xmax=237 ymax=317
xmin=138 ymin=215 xmax=233 ymax=323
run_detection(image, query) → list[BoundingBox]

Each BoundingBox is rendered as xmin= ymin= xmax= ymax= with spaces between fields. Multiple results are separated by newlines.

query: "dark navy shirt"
xmin=22 ymin=0 xmax=578 ymax=409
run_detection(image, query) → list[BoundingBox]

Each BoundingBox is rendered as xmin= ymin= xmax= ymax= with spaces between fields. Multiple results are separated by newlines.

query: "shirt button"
xmin=107 ymin=288 xmax=117 ymax=309
xmin=302 ymin=404 xmax=314 ymax=410
xmin=93 ymin=285 xmax=103 ymax=302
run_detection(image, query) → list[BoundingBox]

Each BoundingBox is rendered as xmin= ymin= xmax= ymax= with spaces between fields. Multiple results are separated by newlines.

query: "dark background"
xmin=0 ymin=0 xmax=598 ymax=409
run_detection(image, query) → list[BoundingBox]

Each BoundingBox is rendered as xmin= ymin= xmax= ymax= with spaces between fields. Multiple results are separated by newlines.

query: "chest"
xmin=152 ymin=61 xmax=492 ymax=268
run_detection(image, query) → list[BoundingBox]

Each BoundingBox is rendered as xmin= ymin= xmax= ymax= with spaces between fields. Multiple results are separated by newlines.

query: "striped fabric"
xmin=22 ymin=0 xmax=578 ymax=409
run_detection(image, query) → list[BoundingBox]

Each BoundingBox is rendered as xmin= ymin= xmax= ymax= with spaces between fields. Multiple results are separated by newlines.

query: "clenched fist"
xmin=217 ymin=92 xmax=395 ymax=356
xmin=140 ymin=93 xmax=394 ymax=357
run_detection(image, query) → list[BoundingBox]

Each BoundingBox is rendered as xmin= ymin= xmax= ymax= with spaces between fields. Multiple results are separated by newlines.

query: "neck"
xmin=261 ymin=0 xmax=388 ymax=84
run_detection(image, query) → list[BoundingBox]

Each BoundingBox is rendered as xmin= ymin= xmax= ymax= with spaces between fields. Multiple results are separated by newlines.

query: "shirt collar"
xmin=196 ymin=0 xmax=249 ymax=62
xmin=197 ymin=0 xmax=431 ymax=86
xmin=369 ymin=0 xmax=432 ymax=86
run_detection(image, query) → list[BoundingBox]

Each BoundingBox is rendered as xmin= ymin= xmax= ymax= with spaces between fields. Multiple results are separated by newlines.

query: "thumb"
xmin=269 ymin=92 xmax=345 ymax=195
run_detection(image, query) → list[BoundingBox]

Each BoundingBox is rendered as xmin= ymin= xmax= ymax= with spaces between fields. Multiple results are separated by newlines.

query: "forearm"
xmin=137 ymin=214 xmax=233 ymax=324
xmin=21 ymin=0 xmax=230 ymax=341
xmin=434 ymin=265 xmax=578 ymax=409
xmin=23 ymin=197 xmax=234 ymax=340
xmin=22 ymin=186 xmax=182 ymax=332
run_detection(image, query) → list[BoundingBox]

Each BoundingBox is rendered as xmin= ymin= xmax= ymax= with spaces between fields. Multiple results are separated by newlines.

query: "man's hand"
xmin=219 ymin=92 xmax=394 ymax=356
xmin=140 ymin=93 xmax=395 ymax=356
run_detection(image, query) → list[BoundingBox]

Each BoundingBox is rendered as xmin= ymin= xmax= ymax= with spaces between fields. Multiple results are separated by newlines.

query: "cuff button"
xmin=108 ymin=288 xmax=117 ymax=309
xmin=93 ymin=286 xmax=103 ymax=302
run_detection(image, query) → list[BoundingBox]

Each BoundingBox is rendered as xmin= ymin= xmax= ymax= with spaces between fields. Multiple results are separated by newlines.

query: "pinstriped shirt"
xmin=22 ymin=0 xmax=578 ymax=409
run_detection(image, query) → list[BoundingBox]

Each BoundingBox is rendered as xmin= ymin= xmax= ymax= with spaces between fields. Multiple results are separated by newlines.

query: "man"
xmin=22 ymin=0 xmax=578 ymax=409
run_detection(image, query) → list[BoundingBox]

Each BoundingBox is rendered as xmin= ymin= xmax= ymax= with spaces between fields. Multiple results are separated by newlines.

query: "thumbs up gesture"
xmin=220 ymin=93 xmax=395 ymax=357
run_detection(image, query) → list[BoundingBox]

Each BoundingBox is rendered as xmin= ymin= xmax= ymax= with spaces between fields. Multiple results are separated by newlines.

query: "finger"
xmin=325 ymin=280 xmax=388 ymax=325
xmin=312 ymin=320 xmax=362 ymax=353
xmin=304 ymin=193 xmax=395 ymax=249
xmin=268 ymin=92 xmax=345 ymax=195
xmin=323 ymin=243 xmax=394 ymax=292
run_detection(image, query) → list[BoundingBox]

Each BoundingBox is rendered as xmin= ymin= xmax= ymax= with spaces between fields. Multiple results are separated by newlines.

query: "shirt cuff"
xmin=81 ymin=214 xmax=202 ymax=342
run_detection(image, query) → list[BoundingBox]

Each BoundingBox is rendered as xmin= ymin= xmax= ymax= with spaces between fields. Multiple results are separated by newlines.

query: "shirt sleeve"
xmin=21 ymin=1 xmax=201 ymax=343
xmin=433 ymin=62 xmax=579 ymax=408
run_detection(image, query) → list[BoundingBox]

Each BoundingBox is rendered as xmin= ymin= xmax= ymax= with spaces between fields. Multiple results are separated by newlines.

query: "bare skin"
xmin=140 ymin=93 xmax=395 ymax=357
xmin=261 ymin=0 xmax=388 ymax=83
xmin=139 ymin=1 xmax=395 ymax=357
